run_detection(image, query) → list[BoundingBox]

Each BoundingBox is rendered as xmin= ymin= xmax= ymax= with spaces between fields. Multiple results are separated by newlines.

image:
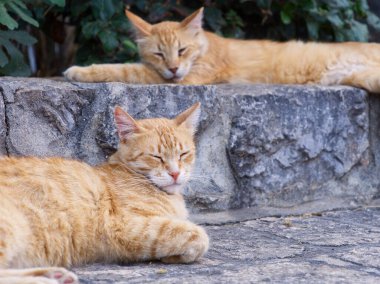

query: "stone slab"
xmin=74 ymin=208 xmax=380 ymax=283
xmin=0 ymin=77 xmax=379 ymax=213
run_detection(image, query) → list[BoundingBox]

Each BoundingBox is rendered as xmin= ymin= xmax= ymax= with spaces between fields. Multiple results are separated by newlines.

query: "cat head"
xmin=111 ymin=103 xmax=201 ymax=195
xmin=125 ymin=8 xmax=208 ymax=82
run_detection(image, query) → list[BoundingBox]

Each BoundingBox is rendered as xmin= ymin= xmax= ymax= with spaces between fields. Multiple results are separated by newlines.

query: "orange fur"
xmin=64 ymin=7 xmax=380 ymax=93
xmin=0 ymin=103 xmax=208 ymax=283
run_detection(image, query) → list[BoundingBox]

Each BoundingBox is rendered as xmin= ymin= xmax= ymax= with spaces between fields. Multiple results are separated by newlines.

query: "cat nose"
xmin=169 ymin=171 xmax=179 ymax=181
xmin=169 ymin=67 xmax=178 ymax=75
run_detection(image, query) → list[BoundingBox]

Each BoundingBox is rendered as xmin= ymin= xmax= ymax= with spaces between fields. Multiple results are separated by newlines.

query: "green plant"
xmin=1 ymin=0 xmax=380 ymax=76
xmin=0 ymin=0 xmax=65 ymax=76
xmin=255 ymin=0 xmax=380 ymax=41
xmin=69 ymin=0 xmax=138 ymax=66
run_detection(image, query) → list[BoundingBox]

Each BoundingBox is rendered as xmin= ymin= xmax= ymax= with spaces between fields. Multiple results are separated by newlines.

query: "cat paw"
xmin=64 ymin=66 xmax=87 ymax=82
xmin=41 ymin=267 xmax=79 ymax=284
xmin=161 ymin=226 xmax=209 ymax=264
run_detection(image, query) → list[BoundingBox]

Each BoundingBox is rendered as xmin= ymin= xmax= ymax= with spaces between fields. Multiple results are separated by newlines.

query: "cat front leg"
xmin=0 ymin=267 xmax=78 ymax=284
xmin=338 ymin=67 xmax=380 ymax=93
xmin=109 ymin=216 xmax=209 ymax=264
xmin=0 ymin=276 xmax=59 ymax=283
xmin=178 ymin=69 xmax=226 ymax=85
xmin=64 ymin=63 xmax=166 ymax=84
xmin=158 ymin=220 xmax=209 ymax=264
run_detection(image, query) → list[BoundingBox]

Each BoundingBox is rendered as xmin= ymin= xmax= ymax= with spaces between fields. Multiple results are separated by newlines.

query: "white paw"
xmin=42 ymin=267 xmax=79 ymax=284
xmin=63 ymin=66 xmax=83 ymax=81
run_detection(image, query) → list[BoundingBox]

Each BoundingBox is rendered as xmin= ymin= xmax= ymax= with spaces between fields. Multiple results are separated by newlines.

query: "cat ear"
xmin=125 ymin=9 xmax=152 ymax=38
xmin=174 ymin=102 xmax=201 ymax=134
xmin=114 ymin=106 xmax=139 ymax=142
xmin=180 ymin=7 xmax=204 ymax=33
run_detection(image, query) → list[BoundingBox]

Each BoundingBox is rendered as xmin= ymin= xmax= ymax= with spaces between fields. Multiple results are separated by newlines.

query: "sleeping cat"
xmin=64 ymin=7 xmax=380 ymax=93
xmin=0 ymin=103 xmax=208 ymax=284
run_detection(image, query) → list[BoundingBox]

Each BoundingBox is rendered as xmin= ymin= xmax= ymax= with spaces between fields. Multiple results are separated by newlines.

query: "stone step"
xmin=73 ymin=208 xmax=380 ymax=283
xmin=0 ymin=77 xmax=379 ymax=213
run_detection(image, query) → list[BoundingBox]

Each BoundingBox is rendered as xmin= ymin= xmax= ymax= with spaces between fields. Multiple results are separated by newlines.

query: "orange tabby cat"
xmin=64 ymin=7 xmax=380 ymax=93
xmin=0 ymin=103 xmax=208 ymax=284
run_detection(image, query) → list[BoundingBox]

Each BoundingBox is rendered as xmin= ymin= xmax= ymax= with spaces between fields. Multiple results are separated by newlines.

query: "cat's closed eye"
xmin=150 ymin=154 xmax=164 ymax=163
xmin=178 ymin=47 xmax=187 ymax=57
xmin=179 ymin=151 xmax=190 ymax=160
xmin=154 ymin=52 xmax=164 ymax=59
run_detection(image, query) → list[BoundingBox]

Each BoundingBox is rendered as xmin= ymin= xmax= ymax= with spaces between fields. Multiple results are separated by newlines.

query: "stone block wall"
xmin=1 ymin=77 xmax=379 ymax=212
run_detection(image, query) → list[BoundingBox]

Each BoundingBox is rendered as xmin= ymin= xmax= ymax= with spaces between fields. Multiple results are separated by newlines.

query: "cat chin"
xmin=160 ymin=184 xmax=184 ymax=195
xmin=172 ymin=76 xmax=184 ymax=82
xmin=159 ymin=69 xmax=186 ymax=82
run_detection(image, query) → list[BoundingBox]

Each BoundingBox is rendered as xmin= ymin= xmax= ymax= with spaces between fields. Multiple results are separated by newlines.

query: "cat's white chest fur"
xmin=167 ymin=194 xmax=189 ymax=220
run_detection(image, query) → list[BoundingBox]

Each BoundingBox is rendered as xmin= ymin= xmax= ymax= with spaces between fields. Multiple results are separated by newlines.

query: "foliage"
xmin=69 ymin=0 xmax=138 ymax=65
xmin=253 ymin=0 xmax=380 ymax=42
xmin=0 ymin=0 xmax=65 ymax=76
xmin=0 ymin=0 xmax=380 ymax=76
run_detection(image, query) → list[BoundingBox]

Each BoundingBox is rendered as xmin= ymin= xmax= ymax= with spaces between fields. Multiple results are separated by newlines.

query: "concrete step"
xmin=1 ymin=77 xmax=379 ymax=213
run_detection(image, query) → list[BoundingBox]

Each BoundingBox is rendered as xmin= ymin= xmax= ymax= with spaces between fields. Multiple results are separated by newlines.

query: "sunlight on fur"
xmin=0 ymin=102 xmax=208 ymax=284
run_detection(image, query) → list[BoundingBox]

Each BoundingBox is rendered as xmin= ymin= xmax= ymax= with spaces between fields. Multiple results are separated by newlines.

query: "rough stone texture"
xmin=223 ymin=85 xmax=369 ymax=207
xmin=0 ymin=77 xmax=379 ymax=212
xmin=74 ymin=208 xmax=380 ymax=283
xmin=0 ymin=90 xmax=6 ymax=155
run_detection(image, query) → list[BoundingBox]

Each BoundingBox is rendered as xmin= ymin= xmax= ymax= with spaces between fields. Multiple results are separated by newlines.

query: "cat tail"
xmin=108 ymin=216 xmax=209 ymax=263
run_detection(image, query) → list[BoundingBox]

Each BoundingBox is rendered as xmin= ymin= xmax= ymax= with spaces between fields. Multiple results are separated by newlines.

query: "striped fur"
xmin=0 ymin=103 xmax=208 ymax=283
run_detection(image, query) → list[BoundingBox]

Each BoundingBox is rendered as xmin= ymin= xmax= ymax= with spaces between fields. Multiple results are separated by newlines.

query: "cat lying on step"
xmin=65 ymin=7 xmax=380 ymax=93
xmin=0 ymin=103 xmax=208 ymax=284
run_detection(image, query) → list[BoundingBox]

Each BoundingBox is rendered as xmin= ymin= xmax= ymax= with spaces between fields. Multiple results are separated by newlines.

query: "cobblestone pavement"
xmin=74 ymin=208 xmax=380 ymax=283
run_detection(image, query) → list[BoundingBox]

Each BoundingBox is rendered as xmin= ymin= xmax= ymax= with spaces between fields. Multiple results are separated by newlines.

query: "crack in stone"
xmin=334 ymin=255 xmax=380 ymax=273
xmin=0 ymin=87 xmax=10 ymax=155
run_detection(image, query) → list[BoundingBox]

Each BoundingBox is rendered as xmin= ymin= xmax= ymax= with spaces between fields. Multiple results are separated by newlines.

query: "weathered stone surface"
xmin=223 ymin=85 xmax=369 ymax=207
xmin=74 ymin=208 xmax=380 ymax=283
xmin=0 ymin=88 xmax=6 ymax=155
xmin=0 ymin=77 xmax=379 ymax=212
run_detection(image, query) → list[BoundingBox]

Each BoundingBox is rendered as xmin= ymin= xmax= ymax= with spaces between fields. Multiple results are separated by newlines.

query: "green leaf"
xmin=149 ymin=3 xmax=168 ymax=21
xmin=255 ymin=0 xmax=271 ymax=9
xmin=367 ymin=11 xmax=380 ymax=31
xmin=92 ymin=0 xmax=115 ymax=21
xmin=46 ymin=0 xmax=65 ymax=7
xmin=226 ymin=10 xmax=244 ymax=28
xmin=204 ymin=7 xmax=226 ymax=33
xmin=98 ymin=30 xmax=119 ymax=52
xmin=135 ymin=0 xmax=147 ymax=12
xmin=347 ymin=21 xmax=368 ymax=42
xmin=0 ymin=54 xmax=31 ymax=76
xmin=0 ymin=30 xmax=37 ymax=45
xmin=334 ymin=30 xmax=345 ymax=42
xmin=280 ymin=10 xmax=292 ymax=25
xmin=306 ymin=20 xmax=319 ymax=39
xmin=82 ymin=21 xmax=102 ymax=39
xmin=0 ymin=37 xmax=22 ymax=58
xmin=122 ymin=39 xmax=137 ymax=53
xmin=0 ymin=48 xmax=9 ymax=67
xmin=327 ymin=0 xmax=351 ymax=9
xmin=8 ymin=2 xmax=39 ymax=27
xmin=11 ymin=0 xmax=27 ymax=10
xmin=327 ymin=13 xmax=344 ymax=28
xmin=300 ymin=0 xmax=315 ymax=10
xmin=0 ymin=37 xmax=31 ymax=76
xmin=0 ymin=4 xmax=18 ymax=30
